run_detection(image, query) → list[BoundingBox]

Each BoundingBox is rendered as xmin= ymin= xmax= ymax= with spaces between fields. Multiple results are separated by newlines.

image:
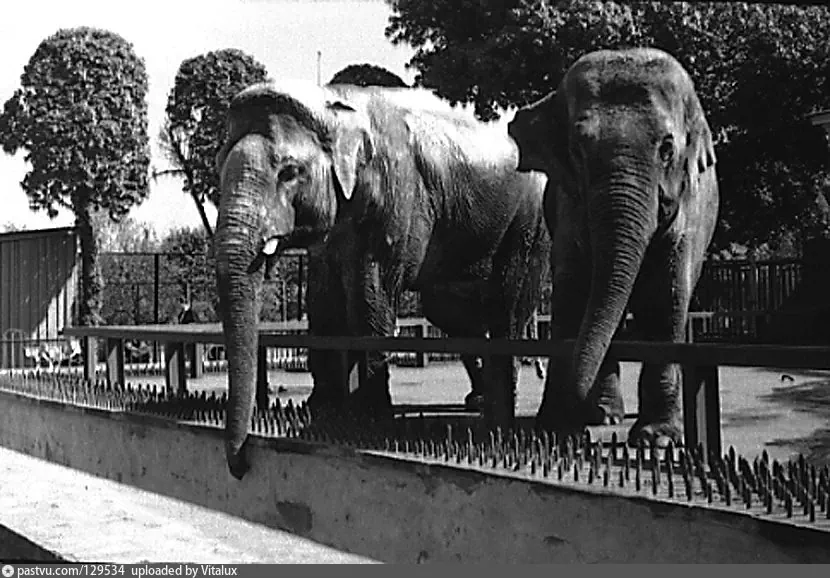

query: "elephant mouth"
xmin=247 ymin=227 xmax=328 ymax=276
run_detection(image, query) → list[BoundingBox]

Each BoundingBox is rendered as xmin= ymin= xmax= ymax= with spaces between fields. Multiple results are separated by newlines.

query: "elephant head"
xmin=213 ymin=81 xmax=374 ymax=478
xmin=509 ymin=48 xmax=717 ymax=415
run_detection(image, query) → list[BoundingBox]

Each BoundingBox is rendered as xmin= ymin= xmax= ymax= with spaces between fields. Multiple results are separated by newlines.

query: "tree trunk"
xmin=75 ymin=198 xmax=102 ymax=327
xmin=190 ymin=188 xmax=215 ymax=238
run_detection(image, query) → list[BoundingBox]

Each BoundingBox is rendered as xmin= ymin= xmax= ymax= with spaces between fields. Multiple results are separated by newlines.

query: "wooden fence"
xmin=0 ymin=227 xmax=78 ymax=368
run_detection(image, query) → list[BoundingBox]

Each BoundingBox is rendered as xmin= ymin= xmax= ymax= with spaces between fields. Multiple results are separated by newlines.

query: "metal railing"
xmin=60 ymin=319 xmax=830 ymax=461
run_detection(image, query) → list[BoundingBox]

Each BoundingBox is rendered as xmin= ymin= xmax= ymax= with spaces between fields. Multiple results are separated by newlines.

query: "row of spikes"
xmin=2 ymin=371 xmax=829 ymax=524
xmin=362 ymin=423 xmax=830 ymax=524
xmin=0 ymin=370 xmax=313 ymax=428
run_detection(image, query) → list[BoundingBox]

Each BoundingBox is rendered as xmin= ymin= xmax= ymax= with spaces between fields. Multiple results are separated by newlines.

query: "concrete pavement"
xmin=0 ymin=447 xmax=378 ymax=564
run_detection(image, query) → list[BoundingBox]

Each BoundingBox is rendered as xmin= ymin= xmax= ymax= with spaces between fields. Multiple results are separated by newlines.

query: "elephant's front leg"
xmin=342 ymin=257 xmax=396 ymax=415
xmin=537 ymin=241 xmax=625 ymax=431
xmin=306 ymin=245 xmax=351 ymax=411
xmin=627 ymin=241 xmax=694 ymax=447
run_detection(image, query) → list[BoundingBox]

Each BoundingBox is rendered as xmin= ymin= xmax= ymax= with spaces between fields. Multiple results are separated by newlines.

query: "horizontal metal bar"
xmin=63 ymin=322 xmax=830 ymax=370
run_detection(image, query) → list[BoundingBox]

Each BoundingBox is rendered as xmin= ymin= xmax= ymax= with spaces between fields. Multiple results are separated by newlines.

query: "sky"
xmin=0 ymin=0 xmax=416 ymax=234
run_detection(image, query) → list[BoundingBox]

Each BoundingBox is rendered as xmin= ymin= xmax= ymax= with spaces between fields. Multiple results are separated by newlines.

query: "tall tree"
xmin=386 ymin=1 xmax=830 ymax=253
xmin=158 ymin=49 xmax=269 ymax=236
xmin=330 ymin=63 xmax=408 ymax=87
xmin=0 ymin=27 xmax=150 ymax=326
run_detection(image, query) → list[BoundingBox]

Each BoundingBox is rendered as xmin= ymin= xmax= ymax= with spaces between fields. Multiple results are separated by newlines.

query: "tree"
xmin=0 ymin=27 xmax=150 ymax=326
xmin=158 ymin=49 xmax=268 ymax=236
xmin=329 ymin=63 xmax=408 ymax=87
xmin=386 ymin=1 xmax=830 ymax=253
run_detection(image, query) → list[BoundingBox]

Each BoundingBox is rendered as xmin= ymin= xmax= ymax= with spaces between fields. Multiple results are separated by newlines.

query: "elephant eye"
xmin=658 ymin=136 xmax=675 ymax=164
xmin=278 ymin=164 xmax=303 ymax=183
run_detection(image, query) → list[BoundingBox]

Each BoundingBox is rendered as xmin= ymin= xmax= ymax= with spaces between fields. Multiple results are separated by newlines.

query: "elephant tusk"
xmin=262 ymin=237 xmax=281 ymax=255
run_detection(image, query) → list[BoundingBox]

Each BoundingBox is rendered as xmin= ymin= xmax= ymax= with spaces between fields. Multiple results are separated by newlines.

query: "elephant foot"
xmin=583 ymin=390 xmax=625 ymax=426
xmin=627 ymin=418 xmax=683 ymax=448
xmin=584 ymin=403 xmax=624 ymax=426
xmin=536 ymin=398 xmax=623 ymax=434
xmin=465 ymin=391 xmax=486 ymax=412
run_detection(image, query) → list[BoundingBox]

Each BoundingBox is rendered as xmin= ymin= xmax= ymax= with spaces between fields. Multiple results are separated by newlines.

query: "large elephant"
xmin=508 ymin=48 xmax=719 ymax=447
xmin=214 ymin=81 xmax=551 ymax=478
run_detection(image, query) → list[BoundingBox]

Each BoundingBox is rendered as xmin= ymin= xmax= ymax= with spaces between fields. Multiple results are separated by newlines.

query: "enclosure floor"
xmin=0 ymin=447 xmax=378 ymax=564
xmin=139 ymin=361 xmax=829 ymax=468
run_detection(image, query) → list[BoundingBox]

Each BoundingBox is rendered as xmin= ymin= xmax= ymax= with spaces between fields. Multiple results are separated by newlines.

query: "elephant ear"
xmin=684 ymin=93 xmax=716 ymax=180
xmin=326 ymin=100 xmax=374 ymax=200
xmin=509 ymin=91 xmax=568 ymax=174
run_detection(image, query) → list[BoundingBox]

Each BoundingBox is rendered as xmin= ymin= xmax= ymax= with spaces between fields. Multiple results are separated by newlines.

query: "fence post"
xmin=82 ymin=336 xmax=97 ymax=381
xmin=297 ymin=254 xmax=304 ymax=321
xmin=105 ymin=338 xmax=125 ymax=386
xmin=153 ymin=253 xmax=161 ymax=365
xmin=414 ymin=322 xmax=428 ymax=368
xmin=188 ymin=343 xmax=204 ymax=379
xmin=164 ymin=342 xmax=187 ymax=395
xmin=257 ymin=345 xmax=269 ymax=409
xmin=682 ymin=363 xmax=722 ymax=460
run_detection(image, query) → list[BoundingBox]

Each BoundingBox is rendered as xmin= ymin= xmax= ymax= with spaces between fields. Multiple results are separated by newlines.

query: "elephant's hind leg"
xmin=421 ymin=284 xmax=488 ymax=410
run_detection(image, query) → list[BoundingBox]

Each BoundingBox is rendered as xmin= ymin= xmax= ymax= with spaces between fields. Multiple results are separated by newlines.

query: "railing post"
xmin=414 ymin=322 xmax=428 ymax=368
xmin=682 ymin=363 xmax=722 ymax=459
xmin=164 ymin=342 xmax=187 ymax=395
xmin=105 ymin=338 xmax=125 ymax=386
xmin=350 ymin=351 xmax=369 ymax=395
xmin=82 ymin=335 xmax=97 ymax=381
xmin=257 ymin=345 xmax=269 ymax=410
xmin=187 ymin=343 xmax=204 ymax=379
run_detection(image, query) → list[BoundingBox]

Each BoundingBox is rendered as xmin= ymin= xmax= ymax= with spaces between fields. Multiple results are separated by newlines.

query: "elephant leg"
xmin=342 ymin=257 xmax=395 ymax=416
xmin=626 ymin=243 xmax=692 ymax=447
xmin=306 ymin=245 xmax=350 ymax=411
xmin=487 ymin=220 xmax=550 ymax=428
xmin=537 ymin=243 xmax=625 ymax=432
xmin=421 ymin=284 xmax=488 ymax=410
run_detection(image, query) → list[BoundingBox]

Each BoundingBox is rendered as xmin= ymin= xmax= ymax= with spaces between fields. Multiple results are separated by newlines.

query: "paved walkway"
xmin=0 ymin=447 xmax=377 ymax=564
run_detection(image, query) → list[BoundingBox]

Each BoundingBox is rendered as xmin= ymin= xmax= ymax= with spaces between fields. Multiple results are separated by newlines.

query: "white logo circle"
xmin=2 ymin=565 xmax=14 ymax=578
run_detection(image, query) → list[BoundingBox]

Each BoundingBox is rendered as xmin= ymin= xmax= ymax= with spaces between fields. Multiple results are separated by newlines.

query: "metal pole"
xmin=297 ymin=254 xmax=304 ymax=320
xmin=317 ymin=51 xmax=322 ymax=87
xmin=153 ymin=253 xmax=160 ymax=323
xmin=153 ymin=253 xmax=160 ymax=364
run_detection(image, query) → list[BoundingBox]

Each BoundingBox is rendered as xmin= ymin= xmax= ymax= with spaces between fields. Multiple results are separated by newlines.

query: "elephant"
xmin=508 ymin=48 xmax=719 ymax=447
xmin=214 ymin=80 xmax=551 ymax=478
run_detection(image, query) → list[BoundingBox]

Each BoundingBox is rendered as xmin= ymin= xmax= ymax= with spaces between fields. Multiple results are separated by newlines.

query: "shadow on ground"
xmin=721 ymin=410 xmax=783 ymax=429
xmin=759 ymin=378 xmax=830 ymax=418
xmin=765 ymin=429 xmax=830 ymax=466
xmin=752 ymin=376 xmax=830 ymax=465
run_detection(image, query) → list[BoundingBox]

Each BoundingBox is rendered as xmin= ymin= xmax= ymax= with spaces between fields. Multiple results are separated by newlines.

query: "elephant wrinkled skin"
xmin=214 ymin=81 xmax=550 ymax=478
xmin=508 ymin=48 xmax=719 ymax=447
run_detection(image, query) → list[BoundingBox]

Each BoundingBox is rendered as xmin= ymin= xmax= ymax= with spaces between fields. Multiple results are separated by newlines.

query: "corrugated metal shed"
xmin=0 ymin=227 xmax=78 ymax=365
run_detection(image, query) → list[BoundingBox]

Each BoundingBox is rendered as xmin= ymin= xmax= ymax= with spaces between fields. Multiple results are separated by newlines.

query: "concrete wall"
xmin=1 ymin=390 xmax=828 ymax=563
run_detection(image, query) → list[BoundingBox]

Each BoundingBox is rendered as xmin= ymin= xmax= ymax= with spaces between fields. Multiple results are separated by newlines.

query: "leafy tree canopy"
xmin=160 ymin=48 xmax=269 ymax=235
xmin=386 ymin=1 xmax=830 ymax=253
xmin=329 ymin=63 xmax=408 ymax=87
xmin=0 ymin=27 xmax=150 ymax=324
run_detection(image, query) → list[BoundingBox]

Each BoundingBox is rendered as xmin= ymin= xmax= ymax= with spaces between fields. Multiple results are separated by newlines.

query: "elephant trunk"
xmin=214 ymin=135 xmax=272 ymax=480
xmin=572 ymin=177 xmax=657 ymax=404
